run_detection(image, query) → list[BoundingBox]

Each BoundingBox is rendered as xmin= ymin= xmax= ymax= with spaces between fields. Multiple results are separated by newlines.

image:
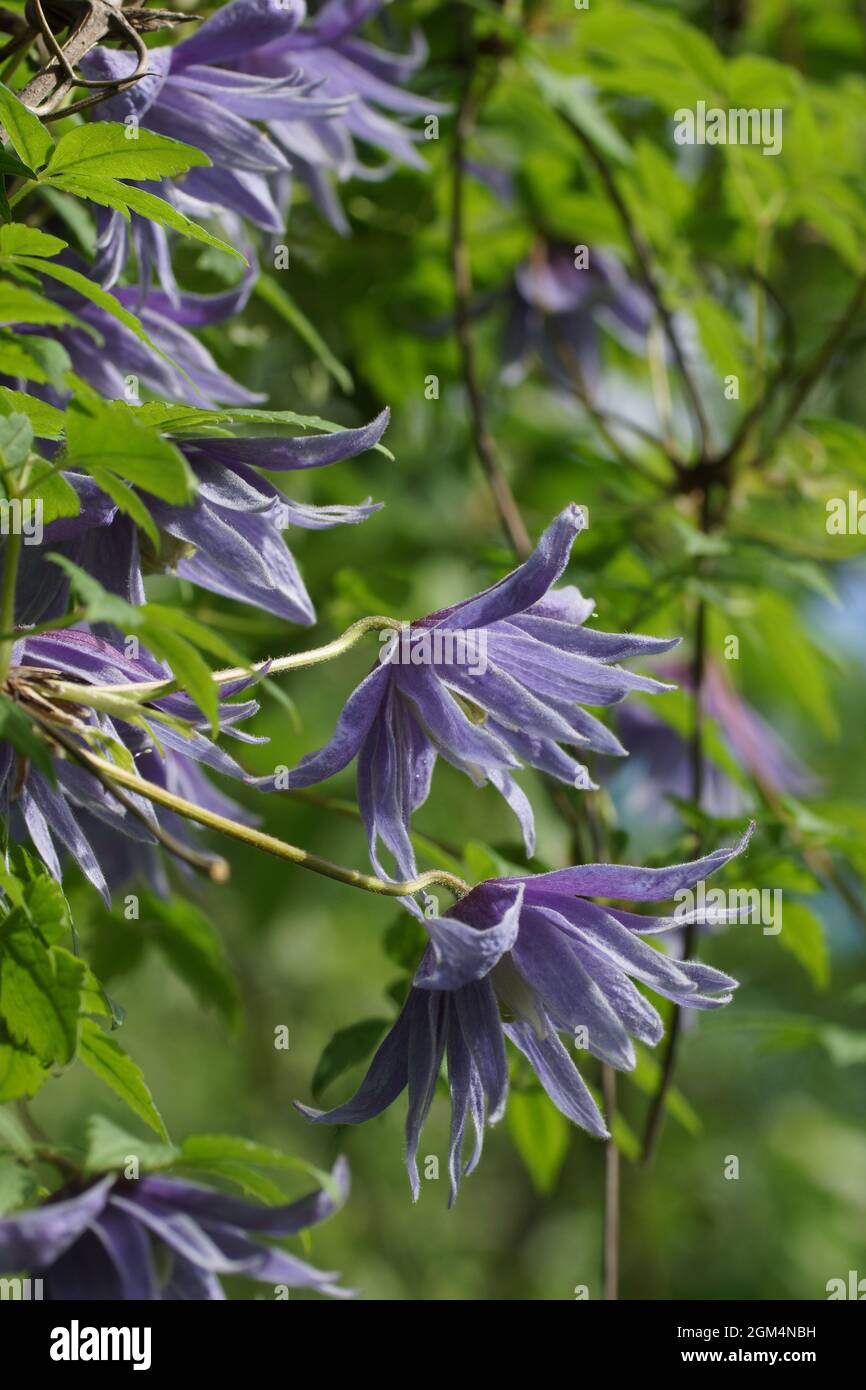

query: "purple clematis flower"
xmin=299 ymin=829 xmax=752 ymax=1202
xmin=16 ymin=410 xmax=388 ymax=628
xmin=0 ymin=1157 xmax=352 ymax=1299
xmin=9 ymin=264 xmax=261 ymax=409
xmin=257 ymin=504 xmax=678 ymax=874
xmin=615 ymin=663 xmax=816 ymax=823
xmin=82 ymin=0 xmax=445 ymax=285
xmin=0 ymin=629 xmax=265 ymax=902
xmin=502 ymin=241 xmax=655 ymax=390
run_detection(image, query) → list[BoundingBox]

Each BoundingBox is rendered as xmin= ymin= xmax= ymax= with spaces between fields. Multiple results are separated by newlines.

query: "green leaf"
xmin=0 ymin=921 xmax=83 ymax=1065
xmin=47 ymin=174 xmax=246 ymax=262
xmin=46 ymin=124 xmax=210 ymax=180
xmin=43 ymin=557 xmax=252 ymax=736
xmin=0 ymin=330 xmax=70 ymax=388
xmin=3 ymin=251 xmax=175 ymax=366
xmin=83 ymin=1115 xmax=178 ymax=1175
xmin=142 ymin=893 xmax=241 ymax=1031
xmin=0 ymin=1154 xmax=30 ymax=1214
xmin=65 ymin=397 xmax=198 ymax=507
xmin=527 ymin=60 xmax=633 ymax=165
xmin=0 ymin=283 xmax=87 ymax=334
xmin=25 ymin=457 xmax=82 ymax=527
xmin=0 ymin=1034 xmax=47 ymax=1102
xmin=507 ymin=1087 xmax=571 ymax=1194
xmin=0 ymin=149 xmax=36 ymax=180
xmin=88 ymin=467 xmax=160 ymax=550
xmin=0 ymin=1103 xmax=33 ymax=1157
xmin=0 ymin=694 xmax=55 ymax=780
xmin=311 ymin=1018 xmax=390 ymax=1099
xmin=255 ymin=276 xmax=353 ymax=393
xmin=131 ymin=402 xmax=394 ymax=458
xmin=0 ymin=409 xmax=32 ymax=467
xmin=777 ymin=900 xmax=829 ymax=990
xmin=174 ymin=1134 xmax=338 ymax=1200
xmin=0 ymin=387 xmax=66 ymax=439
xmin=78 ymin=1019 xmax=169 ymax=1140
xmin=0 ymin=225 xmax=66 ymax=258
xmin=0 ymin=81 xmax=54 ymax=170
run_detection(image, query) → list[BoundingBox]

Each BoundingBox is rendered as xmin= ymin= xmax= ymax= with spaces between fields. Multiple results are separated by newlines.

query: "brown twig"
xmin=601 ymin=1064 xmax=619 ymax=1300
xmin=449 ymin=21 xmax=532 ymax=560
xmin=8 ymin=0 xmax=193 ymax=123
xmin=558 ymin=112 xmax=711 ymax=460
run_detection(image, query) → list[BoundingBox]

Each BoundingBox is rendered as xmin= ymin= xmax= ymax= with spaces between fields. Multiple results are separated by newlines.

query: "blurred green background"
xmin=26 ymin=0 xmax=866 ymax=1298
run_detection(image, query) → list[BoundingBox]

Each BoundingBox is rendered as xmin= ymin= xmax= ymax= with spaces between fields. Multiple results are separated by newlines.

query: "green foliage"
xmin=77 ymin=1020 xmax=168 ymax=1140
xmin=507 ymin=1087 xmax=571 ymax=1194
xmin=312 ymin=1018 xmax=390 ymax=1100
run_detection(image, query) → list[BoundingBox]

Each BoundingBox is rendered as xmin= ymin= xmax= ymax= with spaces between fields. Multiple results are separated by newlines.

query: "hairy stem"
xmin=46 ymin=740 xmax=470 ymax=901
xmin=51 ymin=614 xmax=406 ymax=705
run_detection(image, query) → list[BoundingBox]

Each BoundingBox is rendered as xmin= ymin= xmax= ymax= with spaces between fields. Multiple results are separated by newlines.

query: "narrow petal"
xmin=415 ymin=883 xmax=523 ymax=991
xmin=525 ymin=823 xmax=755 ymax=900
xmin=504 ymin=1022 xmax=609 ymax=1137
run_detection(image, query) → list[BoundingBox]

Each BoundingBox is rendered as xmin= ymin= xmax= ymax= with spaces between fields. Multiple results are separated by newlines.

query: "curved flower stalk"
xmin=17 ymin=410 xmax=389 ymax=628
xmin=82 ymin=0 xmax=446 ymax=285
xmin=299 ymin=828 xmax=753 ymax=1202
xmin=0 ymin=1157 xmax=352 ymax=1300
xmin=255 ymin=504 xmax=679 ymax=874
xmin=0 ymin=629 xmax=265 ymax=901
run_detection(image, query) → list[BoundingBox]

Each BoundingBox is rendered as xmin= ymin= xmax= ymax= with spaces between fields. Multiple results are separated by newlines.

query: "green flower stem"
xmin=65 ymin=744 xmax=470 ymax=902
xmin=0 ymin=460 xmax=31 ymax=686
xmin=57 ymin=614 xmax=406 ymax=704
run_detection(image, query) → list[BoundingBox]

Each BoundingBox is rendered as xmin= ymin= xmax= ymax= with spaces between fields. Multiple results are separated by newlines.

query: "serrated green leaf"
xmin=0 ymin=409 xmax=32 ymax=467
xmin=47 ymin=173 xmax=245 ymax=263
xmin=0 ymin=1034 xmax=47 ymax=1102
xmin=527 ymin=60 xmax=633 ymax=165
xmin=65 ymin=399 xmax=195 ymax=505
xmin=174 ymin=1134 xmax=337 ymax=1200
xmin=0 ymin=923 xmax=82 ymax=1065
xmin=46 ymin=124 xmax=210 ymax=180
xmin=0 ymin=387 xmax=65 ymax=439
xmin=5 ymin=256 xmax=174 ymax=367
xmin=24 ymin=457 xmax=81 ymax=526
xmin=78 ymin=1019 xmax=169 ymax=1140
xmin=0 ymin=81 xmax=54 ymax=170
xmin=89 ymin=467 xmax=160 ymax=550
xmin=0 ymin=225 xmax=65 ymax=258
xmin=0 ymin=281 xmax=92 ymax=333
